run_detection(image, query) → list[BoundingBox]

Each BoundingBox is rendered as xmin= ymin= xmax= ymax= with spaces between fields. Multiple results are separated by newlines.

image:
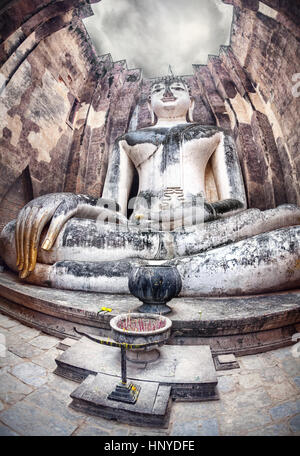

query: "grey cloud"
xmin=83 ymin=0 xmax=233 ymax=77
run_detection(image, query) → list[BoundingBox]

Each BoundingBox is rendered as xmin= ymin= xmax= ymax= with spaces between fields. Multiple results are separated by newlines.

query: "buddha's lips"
xmin=162 ymin=97 xmax=177 ymax=102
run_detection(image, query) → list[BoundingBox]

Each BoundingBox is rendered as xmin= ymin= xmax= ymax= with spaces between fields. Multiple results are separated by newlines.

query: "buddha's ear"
xmin=147 ymin=99 xmax=157 ymax=125
xmin=187 ymin=97 xmax=195 ymax=123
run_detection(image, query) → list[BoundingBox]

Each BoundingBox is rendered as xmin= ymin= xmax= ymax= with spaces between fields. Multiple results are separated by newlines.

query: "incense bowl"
xmin=128 ymin=264 xmax=182 ymax=314
xmin=110 ymin=313 xmax=172 ymax=363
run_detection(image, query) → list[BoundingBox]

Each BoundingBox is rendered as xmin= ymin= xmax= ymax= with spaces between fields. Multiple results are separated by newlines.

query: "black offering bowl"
xmin=128 ymin=264 xmax=182 ymax=315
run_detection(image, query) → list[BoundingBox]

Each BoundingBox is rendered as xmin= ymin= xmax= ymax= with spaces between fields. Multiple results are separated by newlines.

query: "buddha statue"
xmin=0 ymin=77 xmax=299 ymax=296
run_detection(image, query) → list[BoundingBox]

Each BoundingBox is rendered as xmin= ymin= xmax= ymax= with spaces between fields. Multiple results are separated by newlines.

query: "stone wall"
xmin=222 ymin=0 xmax=300 ymax=206
xmin=0 ymin=0 xmax=299 ymax=233
xmin=0 ymin=0 xmax=103 ymax=231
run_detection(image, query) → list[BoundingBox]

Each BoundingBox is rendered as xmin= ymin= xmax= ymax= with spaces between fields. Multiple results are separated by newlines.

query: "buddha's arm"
xmin=210 ymin=133 xmax=247 ymax=217
xmin=101 ymin=139 xmax=135 ymax=217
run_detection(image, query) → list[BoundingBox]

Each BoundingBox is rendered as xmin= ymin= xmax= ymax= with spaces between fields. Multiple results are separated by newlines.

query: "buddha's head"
xmin=148 ymin=76 xmax=194 ymax=124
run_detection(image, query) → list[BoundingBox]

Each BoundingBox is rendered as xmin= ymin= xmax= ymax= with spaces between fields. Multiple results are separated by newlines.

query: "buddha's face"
xmin=150 ymin=80 xmax=192 ymax=120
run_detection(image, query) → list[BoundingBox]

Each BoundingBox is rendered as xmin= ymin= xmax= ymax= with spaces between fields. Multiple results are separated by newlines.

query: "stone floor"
xmin=0 ymin=311 xmax=299 ymax=436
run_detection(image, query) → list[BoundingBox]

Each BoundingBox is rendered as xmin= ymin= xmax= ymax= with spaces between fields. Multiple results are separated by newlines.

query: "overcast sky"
xmin=83 ymin=0 xmax=233 ymax=78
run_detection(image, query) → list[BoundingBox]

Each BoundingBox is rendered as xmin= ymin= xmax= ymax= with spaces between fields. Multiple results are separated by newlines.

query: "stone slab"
xmin=29 ymin=335 xmax=58 ymax=350
xmin=0 ymin=372 xmax=33 ymax=404
xmin=10 ymin=362 xmax=48 ymax=387
xmin=0 ymin=400 xmax=77 ymax=436
xmin=8 ymin=342 xmax=44 ymax=359
xmin=31 ymin=348 xmax=61 ymax=370
xmin=57 ymin=337 xmax=78 ymax=351
xmin=0 ymin=424 xmax=20 ymax=436
xmin=55 ymin=337 xmax=218 ymax=401
xmin=289 ymin=414 xmax=300 ymax=434
xmin=214 ymin=354 xmax=240 ymax=371
xmin=0 ymin=315 xmax=19 ymax=329
xmin=70 ymin=373 xmax=172 ymax=427
xmin=218 ymin=354 xmax=237 ymax=364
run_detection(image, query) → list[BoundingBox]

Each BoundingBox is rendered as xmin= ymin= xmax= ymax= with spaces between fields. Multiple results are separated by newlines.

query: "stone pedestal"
xmin=57 ymin=337 xmax=218 ymax=426
xmin=55 ymin=337 xmax=219 ymax=401
xmin=70 ymin=374 xmax=172 ymax=427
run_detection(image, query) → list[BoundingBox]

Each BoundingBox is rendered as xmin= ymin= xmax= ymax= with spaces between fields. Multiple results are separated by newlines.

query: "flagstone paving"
xmin=0 ymin=312 xmax=299 ymax=436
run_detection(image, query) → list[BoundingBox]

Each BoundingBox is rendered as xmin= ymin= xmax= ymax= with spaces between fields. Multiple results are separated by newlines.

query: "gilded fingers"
xmin=41 ymin=202 xmax=78 ymax=251
xmin=19 ymin=208 xmax=35 ymax=278
xmin=39 ymin=211 xmax=61 ymax=251
xmin=41 ymin=217 xmax=72 ymax=250
xmin=17 ymin=207 xmax=29 ymax=272
xmin=28 ymin=210 xmax=52 ymax=273
xmin=15 ymin=194 xmax=79 ymax=279
xmin=28 ymin=211 xmax=48 ymax=273
xmin=20 ymin=207 xmax=40 ymax=278
xmin=17 ymin=207 xmax=53 ymax=278
xmin=15 ymin=207 xmax=25 ymax=267
xmin=41 ymin=238 xmax=52 ymax=250
xmin=28 ymin=244 xmax=37 ymax=273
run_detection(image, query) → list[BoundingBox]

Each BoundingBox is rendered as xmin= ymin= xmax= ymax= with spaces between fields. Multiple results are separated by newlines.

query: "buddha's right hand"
xmin=15 ymin=192 xmax=124 ymax=279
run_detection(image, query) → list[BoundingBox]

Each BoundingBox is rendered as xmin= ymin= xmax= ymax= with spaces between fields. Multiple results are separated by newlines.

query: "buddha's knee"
xmin=262 ymin=204 xmax=300 ymax=230
xmin=275 ymin=203 xmax=300 ymax=218
xmin=0 ymin=220 xmax=17 ymax=271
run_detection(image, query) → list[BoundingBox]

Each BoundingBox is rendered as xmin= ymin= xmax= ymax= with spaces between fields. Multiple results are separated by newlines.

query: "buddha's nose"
xmin=163 ymin=85 xmax=174 ymax=98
